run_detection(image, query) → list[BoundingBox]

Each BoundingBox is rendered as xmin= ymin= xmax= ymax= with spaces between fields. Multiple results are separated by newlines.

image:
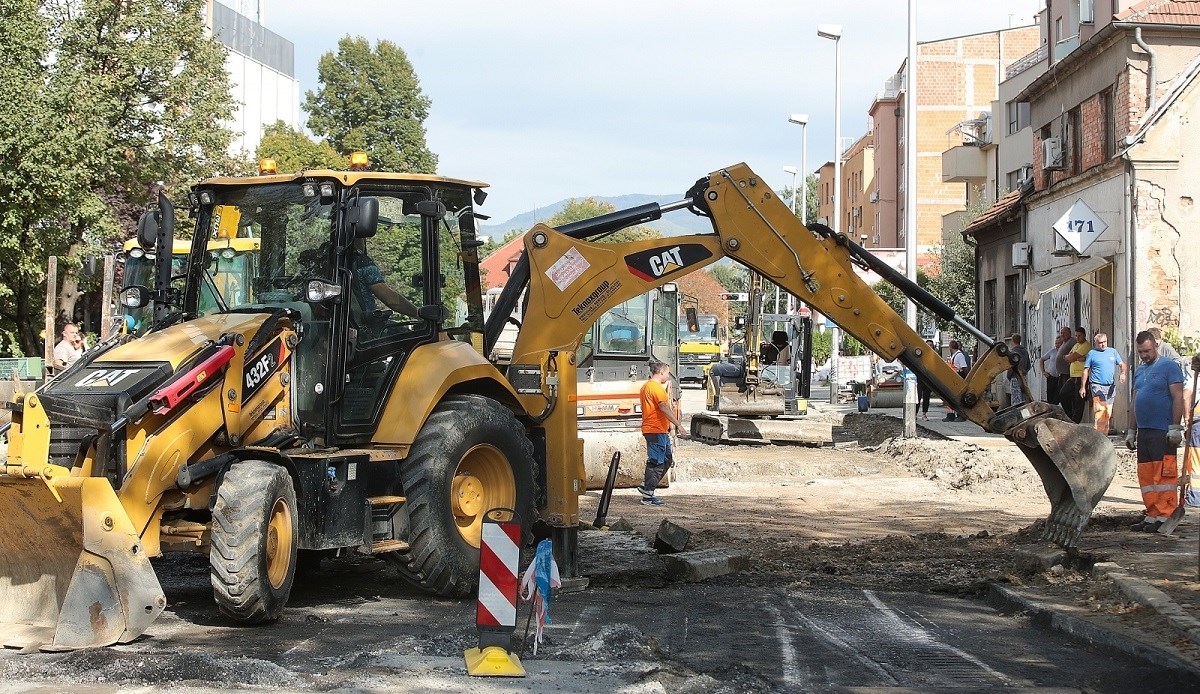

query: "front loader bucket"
xmin=0 ymin=472 xmax=165 ymax=651
xmin=1005 ymin=416 xmax=1118 ymax=547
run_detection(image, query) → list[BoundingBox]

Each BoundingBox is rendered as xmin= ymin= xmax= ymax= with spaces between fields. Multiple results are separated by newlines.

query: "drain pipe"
xmin=1135 ymin=27 xmax=1158 ymax=112
xmin=1124 ymin=159 xmax=1136 ymax=428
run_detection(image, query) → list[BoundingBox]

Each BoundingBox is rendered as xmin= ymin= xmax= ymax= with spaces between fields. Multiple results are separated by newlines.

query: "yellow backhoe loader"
xmin=0 ymin=162 xmax=1116 ymax=651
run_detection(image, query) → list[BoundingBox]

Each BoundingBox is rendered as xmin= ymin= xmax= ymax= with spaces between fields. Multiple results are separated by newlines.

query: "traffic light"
xmin=719 ymin=292 xmax=748 ymax=301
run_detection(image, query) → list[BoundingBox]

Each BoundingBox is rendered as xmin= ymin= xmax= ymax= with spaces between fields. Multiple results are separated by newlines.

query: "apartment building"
xmin=866 ymin=26 xmax=1040 ymax=257
xmin=206 ymin=1 xmax=302 ymax=156
xmin=966 ymin=0 xmax=1200 ymax=422
xmin=840 ymin=134 xmax=877 ymax=247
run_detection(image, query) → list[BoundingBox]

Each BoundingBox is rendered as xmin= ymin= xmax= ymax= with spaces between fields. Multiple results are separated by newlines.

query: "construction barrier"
xmin=463 ymin=510 xmax=525 ymax=677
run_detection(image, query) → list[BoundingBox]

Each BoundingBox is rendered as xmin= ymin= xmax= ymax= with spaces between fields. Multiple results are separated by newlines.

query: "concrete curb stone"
xmin=987 ymin=582 xmax=1200 ymax=678
xmin=1092 ymin=561 xmax=1200 ymax=649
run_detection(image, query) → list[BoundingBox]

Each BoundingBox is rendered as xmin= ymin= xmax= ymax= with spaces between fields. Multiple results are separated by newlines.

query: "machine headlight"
xmin=306 ymin=280 xmax=342 ymax=303
xmin=121 ymin=285 xmax=150 ymax=309
xmin=198 ymin=191 xmax=214 ymax=205
xmin=320 ymin=182 xmax=335 ymax=198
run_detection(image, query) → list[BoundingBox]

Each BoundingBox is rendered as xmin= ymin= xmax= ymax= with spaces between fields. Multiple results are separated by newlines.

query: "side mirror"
xmin=685 ymin=307 xmax=700 ymax=333
xmin=418 ymin=304 xmax=447 ymax=323
xmin=348 ymin=196 xmax=379 ymax=238
xmin=137 ymin=209 xmax=161 ymax=251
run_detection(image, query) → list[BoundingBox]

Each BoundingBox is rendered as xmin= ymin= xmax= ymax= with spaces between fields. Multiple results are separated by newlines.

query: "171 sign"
xmin=1053 ymin=200 xmax=1108 ymax=254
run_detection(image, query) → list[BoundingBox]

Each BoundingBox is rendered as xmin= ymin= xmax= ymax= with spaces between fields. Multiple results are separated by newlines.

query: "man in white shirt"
xmin=53 ymin=323 xmax=84 ymax=371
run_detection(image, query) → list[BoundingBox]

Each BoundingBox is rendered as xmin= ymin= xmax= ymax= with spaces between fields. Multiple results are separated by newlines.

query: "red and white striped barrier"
xmin=464 ymin=515 xmax=525 ymax=677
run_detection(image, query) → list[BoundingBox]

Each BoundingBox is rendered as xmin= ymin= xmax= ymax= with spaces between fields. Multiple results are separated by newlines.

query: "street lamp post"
xmin=783 ymin=166 xmax=799 ymax=215
xmin=818 ymin=23 xmax=842 ymax=405
xmin=788 ymin=114 xmax=809 ymax=224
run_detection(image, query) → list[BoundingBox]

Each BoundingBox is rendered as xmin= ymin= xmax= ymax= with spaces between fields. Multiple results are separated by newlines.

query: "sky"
xmin=259 ymin=0 xmax=1044 ymax=224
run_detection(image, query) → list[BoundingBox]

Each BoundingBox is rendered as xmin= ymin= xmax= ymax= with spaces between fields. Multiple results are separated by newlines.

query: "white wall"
xmin=226 ymin=50 xmax=302 ymax=157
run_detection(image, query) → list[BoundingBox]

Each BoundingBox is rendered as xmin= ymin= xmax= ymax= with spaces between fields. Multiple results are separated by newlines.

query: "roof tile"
xmin=1116 ymin=1 xmax=1200 ymax=25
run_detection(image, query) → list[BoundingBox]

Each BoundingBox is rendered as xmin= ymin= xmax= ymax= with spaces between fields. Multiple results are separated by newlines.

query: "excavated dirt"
xmin=598 ymin=407 xmax=1175 ymax=645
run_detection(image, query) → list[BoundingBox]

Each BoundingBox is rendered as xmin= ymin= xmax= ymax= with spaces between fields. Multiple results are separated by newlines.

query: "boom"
xmin=502 ymin=163 xmax=1116 ymax=554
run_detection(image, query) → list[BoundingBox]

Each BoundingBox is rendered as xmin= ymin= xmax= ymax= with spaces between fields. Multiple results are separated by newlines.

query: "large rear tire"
xmin=210 ymin=460 xmax=298 ymax=623
xmin=389 ymin=396 xmax=537 ymax=597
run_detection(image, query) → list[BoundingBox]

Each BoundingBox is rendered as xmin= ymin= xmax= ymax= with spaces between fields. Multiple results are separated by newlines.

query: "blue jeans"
xmin=643 ymin=433 xmax=674 ymax=492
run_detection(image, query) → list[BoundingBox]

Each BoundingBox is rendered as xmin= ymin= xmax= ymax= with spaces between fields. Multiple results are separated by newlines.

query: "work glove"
xmin=1168 ymin=424 xmax=1184 ymax=447
xmin=1125 ymin=429 xmax=1137 ymax=451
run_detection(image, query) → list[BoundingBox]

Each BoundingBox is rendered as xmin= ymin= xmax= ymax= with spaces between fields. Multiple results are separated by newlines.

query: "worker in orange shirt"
xmin=637 ymin=360 xmax=683 ymax=507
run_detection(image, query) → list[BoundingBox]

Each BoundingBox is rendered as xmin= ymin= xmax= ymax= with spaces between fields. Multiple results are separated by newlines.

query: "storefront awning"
xmin=1023 ymin=256 xmax=1112 ymax=307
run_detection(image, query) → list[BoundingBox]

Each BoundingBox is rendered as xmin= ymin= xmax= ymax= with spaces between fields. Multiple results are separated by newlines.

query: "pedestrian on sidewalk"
xmin=1039 ymin=331 xmax=1064 ymax=405
xmin=1080 ymin=332 xmax=1126 ymax=435
xmin=1128 ymin=330 xmax=1185 ymax=532
xmin=1053 ymin=326 xmax=1076 ymax=407
xmin=637 ymin=360 xmax=683 ymax=507
xmin=1058 ymin=326 xmax=1090 ymax=423
xmin=916 ymin=339 xmax=934 ymax=420
xmin=944 ymin=340 xmax=969 ymax=421
xmin=1007 ymin=334 xmax=1032 ymax=405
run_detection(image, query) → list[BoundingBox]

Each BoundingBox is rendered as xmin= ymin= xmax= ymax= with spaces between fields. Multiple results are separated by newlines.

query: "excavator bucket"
xmin=1005 ymin=415 xmax=1118 ymax=547
xmin=0 ymin=472 xmax=165 ymax=651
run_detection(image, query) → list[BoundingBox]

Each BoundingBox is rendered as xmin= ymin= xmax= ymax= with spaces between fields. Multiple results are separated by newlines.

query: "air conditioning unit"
xmin=1042 ymin=137 xmax=1064 ymax=170
xmin=869 ymin=191 xmax=879 ymax=203
xmin=1012 ymin=242 xmax=1032 ymax=269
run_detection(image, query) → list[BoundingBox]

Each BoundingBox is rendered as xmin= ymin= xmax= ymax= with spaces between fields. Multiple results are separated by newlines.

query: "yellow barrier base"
xmin=463 ymin=646 xmax=526 ymax=677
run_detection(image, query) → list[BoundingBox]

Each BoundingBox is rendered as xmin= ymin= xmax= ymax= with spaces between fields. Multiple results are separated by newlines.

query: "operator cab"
xmin=125 ymin=159 xmax=489 ymax=445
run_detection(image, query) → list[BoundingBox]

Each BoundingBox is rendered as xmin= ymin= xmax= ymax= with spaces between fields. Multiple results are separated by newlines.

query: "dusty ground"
xmin=2 ymin=406 xmax=1197 ymax=691
xmin=590 ymin=408 xmax=1200 ymax=662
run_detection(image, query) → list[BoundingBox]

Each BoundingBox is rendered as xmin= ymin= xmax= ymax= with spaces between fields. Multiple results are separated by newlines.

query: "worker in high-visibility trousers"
xmin=1127 ymin=331 xmax=1185 ymax=533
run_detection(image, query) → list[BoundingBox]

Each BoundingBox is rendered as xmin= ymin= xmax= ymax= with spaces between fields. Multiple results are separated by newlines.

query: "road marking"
xmin=862 ymin=589 xmax=1011 ymax=683
xmin=782 ymin=594 xmax=897 ymax=685
xmin=567 ymin=604 xmax=601 ymax=640
xmin=766 ymin=604 xmax=806 ymax=690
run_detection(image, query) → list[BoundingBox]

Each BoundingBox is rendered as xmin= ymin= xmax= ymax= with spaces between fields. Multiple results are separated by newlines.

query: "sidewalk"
xmin=860 ymin=402 xmax=1200 ymax=674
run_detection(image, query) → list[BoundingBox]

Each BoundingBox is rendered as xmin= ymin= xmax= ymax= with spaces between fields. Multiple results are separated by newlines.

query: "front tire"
xmin=210 ymin=460 xmax=298 ymax=623
xmin=389 ymin=395 xmax=537 ymax=597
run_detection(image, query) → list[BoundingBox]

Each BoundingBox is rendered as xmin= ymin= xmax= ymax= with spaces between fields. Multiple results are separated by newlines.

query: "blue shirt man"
xmin=1133 ymin=349 xmax=1184 ymax=431
xmin=1129 ymin=330 xmax=1186 ymax=531
xmin=1082 ymin=333 xmax=1126 ymax=398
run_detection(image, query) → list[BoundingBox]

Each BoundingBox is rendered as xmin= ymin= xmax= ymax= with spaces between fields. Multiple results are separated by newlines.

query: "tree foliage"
xmin=0 ymin=0 xmax=236 ymax=355
xmin=926 ymin=234 xmax=978 ymax=351
xmin=305 ymin=36 xmax=436 ymax=174
xmin=709 ymin=263 xmax=748 ymax=293
xmin=676 ymin=271 xmax=729 ymax=326
xmin=256 ymin=121 xmax=348 ymax=172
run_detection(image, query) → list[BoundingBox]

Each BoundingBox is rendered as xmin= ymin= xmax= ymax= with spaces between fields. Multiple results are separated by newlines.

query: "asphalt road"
xmin=2 ymin=553 xmax=1195 ymax=692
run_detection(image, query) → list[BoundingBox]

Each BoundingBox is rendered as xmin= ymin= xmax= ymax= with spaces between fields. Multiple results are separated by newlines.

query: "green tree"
xmin=810 ymin=328 xmax=832 ymax=365
xmin=779 ymin=174 xmax=819 ymax=227
xmin=256 ymin=121 xmax=348 ymax=172
xmin=0 ymin=0 xmax=235 ymax=355
xmin=546 ymin=198 xmax=660 ymax=244
xmin=927 ymin=234 xmax=978 ymax=350
xmin=709 ymin=263 xmax=748 ymax=292
xmin=305 ymin=36 xmax=437 ymax=173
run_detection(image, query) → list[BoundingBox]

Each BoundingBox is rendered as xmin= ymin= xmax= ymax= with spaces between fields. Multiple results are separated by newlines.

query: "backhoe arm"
xmin=506 ymin=162 xmax=1116 ymax=553
xmin=700 ymin=164 xmax=1014 ymax=428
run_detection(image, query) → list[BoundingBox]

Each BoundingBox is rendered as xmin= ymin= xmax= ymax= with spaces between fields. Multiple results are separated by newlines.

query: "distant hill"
xmin=479 ymin=194 xmax=715 ymax=241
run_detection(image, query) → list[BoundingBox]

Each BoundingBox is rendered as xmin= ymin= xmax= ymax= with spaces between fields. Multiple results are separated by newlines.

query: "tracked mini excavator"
xmin=0 ymin=162 xmax=1116 ymax=651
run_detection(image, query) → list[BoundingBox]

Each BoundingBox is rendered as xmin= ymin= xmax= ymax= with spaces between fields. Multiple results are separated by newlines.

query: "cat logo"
xmin=624 ymin=243 xmax=714 ymax=282
xmin=72 ymin=368 xmax=144 ymax=389
xmin=647 ymin=247 xmax=684 ymax=277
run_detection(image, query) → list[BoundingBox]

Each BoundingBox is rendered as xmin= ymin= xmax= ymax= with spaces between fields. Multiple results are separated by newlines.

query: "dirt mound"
xmin=873 ymin=437 xmax=1043 ymax=494
xmin=0 ymin=650 xmax=304 ymax=689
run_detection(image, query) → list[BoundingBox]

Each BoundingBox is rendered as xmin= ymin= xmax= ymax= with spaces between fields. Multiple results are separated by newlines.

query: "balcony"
xmin=1006 ymin=44 xmax=1048 ymax=80
xmin=941 ymin=145 xmax=987 ymax=183
xmin=1053 ymin=35 xmax=1080 ymax=64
